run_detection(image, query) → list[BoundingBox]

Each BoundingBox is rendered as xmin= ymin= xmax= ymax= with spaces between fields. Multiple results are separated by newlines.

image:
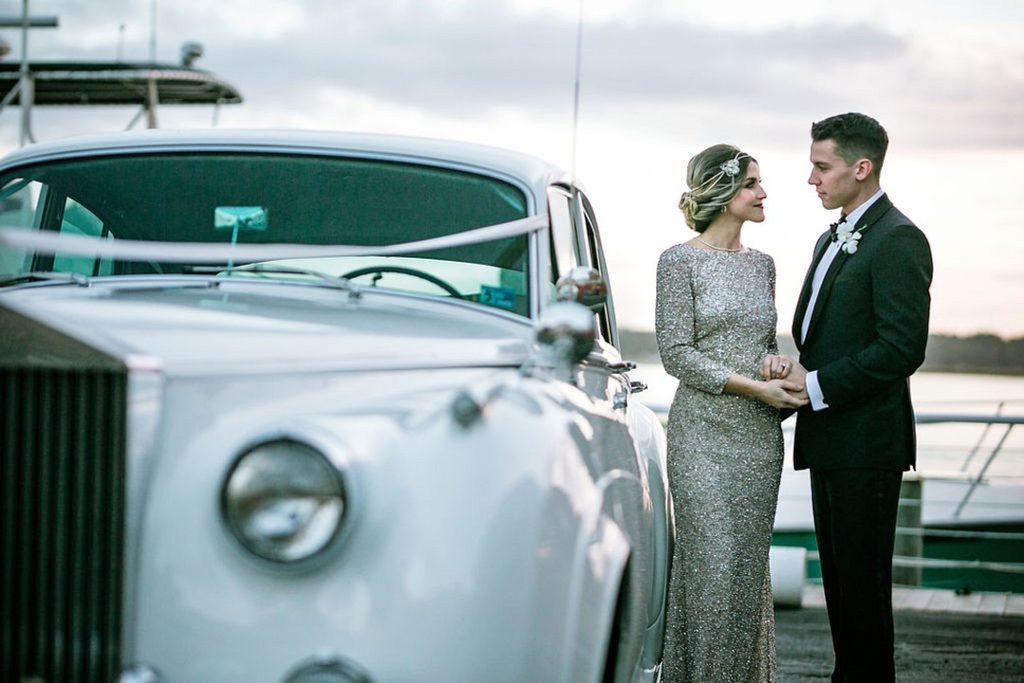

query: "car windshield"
xmin=0 ymin=152 xmax=533 ymax=315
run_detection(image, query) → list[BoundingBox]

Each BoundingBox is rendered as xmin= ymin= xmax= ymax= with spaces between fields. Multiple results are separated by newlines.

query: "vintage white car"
xmin=0 ymin=130 xmax=671 ymax=683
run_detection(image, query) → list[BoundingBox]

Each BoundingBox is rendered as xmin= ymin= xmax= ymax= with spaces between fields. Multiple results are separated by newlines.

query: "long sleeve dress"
xmin=655 ymin=243 xmax=784 ymax=682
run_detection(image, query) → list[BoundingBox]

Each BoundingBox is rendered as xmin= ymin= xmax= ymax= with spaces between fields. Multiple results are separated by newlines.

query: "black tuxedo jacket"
xmin=791 ymin=194 xmax=933 ymax=471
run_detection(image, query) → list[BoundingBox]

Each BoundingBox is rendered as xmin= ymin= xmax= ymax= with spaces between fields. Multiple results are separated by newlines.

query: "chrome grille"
xmin=1 ymin=309 xmax=127 ymax=683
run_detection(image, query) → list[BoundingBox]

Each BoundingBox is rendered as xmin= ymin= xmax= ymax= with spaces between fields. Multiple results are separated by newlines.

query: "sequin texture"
xmin=655 ymin=244 xmax=784 ymax=682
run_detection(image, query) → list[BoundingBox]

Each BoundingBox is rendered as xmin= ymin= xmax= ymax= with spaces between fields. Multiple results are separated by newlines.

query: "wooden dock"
xmin=775 ymin=586 xmax=1024 ymax=681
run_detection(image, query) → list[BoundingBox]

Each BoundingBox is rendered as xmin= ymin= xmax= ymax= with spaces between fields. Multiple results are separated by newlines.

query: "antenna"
xmin=569 ymin=0 xmax=585 ymax=184
xmin=149 ymin=0 xmax=157 ymax=62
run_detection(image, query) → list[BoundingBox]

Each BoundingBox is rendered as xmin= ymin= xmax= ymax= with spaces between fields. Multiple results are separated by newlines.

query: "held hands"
xmin=759 ymin=354 xmax=809 ymax=408
xmin=725 ymin=356 xmax=811 ymax=409
xmin=758 ymin=378 xmax=809 ymax=409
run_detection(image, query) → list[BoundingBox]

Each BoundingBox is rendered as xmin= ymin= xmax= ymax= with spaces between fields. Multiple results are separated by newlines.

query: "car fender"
xmin=128 ymin=371 xmax=642 ymax=681
xmin=625 ymin=399 xmax=673 ymax=663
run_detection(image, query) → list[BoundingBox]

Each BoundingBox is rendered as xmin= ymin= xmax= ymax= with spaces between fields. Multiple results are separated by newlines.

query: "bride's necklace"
xmin=696 ymin=237 xmax=745 ymax=252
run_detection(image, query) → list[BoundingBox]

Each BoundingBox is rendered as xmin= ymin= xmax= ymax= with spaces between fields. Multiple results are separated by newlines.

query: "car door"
xmin=546 ymin=184 xmax=632 ymax=408
xmin=550 ymin=184 xmax=673 ymax=674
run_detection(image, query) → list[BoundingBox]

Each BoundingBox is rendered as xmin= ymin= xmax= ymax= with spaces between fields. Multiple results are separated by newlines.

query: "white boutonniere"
xmin=835 ymin=222 xmax=863 ymax=254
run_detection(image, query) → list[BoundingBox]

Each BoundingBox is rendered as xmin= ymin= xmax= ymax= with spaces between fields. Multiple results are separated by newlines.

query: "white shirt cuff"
xmin=806 ymin=370 xmax=829 ymax=411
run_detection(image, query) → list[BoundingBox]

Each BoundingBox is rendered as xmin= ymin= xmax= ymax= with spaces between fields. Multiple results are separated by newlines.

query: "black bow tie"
xmin=829 ymin=214 xmax=849 ymax=242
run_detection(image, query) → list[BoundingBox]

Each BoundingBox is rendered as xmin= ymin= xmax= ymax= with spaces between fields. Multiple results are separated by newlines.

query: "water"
xmin=632 ymin=363 xmax=1024 ymax=479
xmin=632 ymin=362 xmax=1024 ymax=416
xmin=632 ymin=363 xmax=1024 ymax=591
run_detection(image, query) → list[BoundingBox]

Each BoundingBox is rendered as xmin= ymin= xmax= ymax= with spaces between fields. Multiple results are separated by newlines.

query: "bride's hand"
xmin=758 ymin=379 xmax=809 ymax=409
xmin=760 ymin=354 xmax=797 ymax=380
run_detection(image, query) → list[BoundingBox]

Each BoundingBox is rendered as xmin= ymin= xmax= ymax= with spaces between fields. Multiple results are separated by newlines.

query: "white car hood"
xmin=0 ymin=279 xmax=533 ymax=375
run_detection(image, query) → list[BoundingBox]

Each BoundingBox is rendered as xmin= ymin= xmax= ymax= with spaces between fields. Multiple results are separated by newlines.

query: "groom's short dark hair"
xmin=811 ymin=113 xmax=889 ymax=176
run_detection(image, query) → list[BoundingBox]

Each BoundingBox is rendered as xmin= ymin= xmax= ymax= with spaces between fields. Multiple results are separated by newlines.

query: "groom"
xmin=773 ymin=113 xmax=933 ymax=681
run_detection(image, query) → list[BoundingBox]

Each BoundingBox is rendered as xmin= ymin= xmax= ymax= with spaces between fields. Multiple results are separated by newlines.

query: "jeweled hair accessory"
xmin=695 ymin=152 xmax=748 ymax=192
xmin=720 ymin=157 xmax=742 ymax=177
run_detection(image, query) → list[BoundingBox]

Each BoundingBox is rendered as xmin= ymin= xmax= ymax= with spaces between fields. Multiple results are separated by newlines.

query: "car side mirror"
xmin=530 ymin=301 xmax=596 ymax=382
xmin=555 ymin=266 xmax=607 ymax=310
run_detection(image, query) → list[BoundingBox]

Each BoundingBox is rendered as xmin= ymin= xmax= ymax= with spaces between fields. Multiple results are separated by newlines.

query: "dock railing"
xmin=893 ymin=411 xmax=1024 ymax=589
xmin=915 ymin=410 xmax=1024 ymax=518
xmin=646 ymin=403 xmax=1024 ymax=591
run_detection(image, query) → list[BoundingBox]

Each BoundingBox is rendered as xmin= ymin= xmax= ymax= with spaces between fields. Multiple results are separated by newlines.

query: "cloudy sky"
xmin=3 ymin=0 xmax=1023 ymax=337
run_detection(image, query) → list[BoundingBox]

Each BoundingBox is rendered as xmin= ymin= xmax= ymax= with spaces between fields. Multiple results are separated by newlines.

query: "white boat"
xmin=633 ymin=362 xmax=1024 ymax=596
xmin=774 ymin=409 xmax=1024 ymax=595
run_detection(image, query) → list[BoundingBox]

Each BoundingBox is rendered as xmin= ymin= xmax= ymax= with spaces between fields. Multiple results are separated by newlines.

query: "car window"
xmin=581 ymin=201 xmax=614 ymax=344
xmin=0 ymin=153 xmax=532 ymax=315
xmin=0 ymin=178 xmax=43 ymax=274
xmin=53 ymin=199 xmax=115 ymax=277
xmin=547 ymin=186 xmax=580 ymax=287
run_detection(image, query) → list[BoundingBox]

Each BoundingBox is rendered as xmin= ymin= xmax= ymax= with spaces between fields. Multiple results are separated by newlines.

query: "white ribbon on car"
xmin=0 ymin=214 xmax=547 ymax=263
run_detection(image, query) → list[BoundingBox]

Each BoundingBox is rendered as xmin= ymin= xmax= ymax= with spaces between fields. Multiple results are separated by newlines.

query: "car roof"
xmin=0 ymin=129 xmax=571 ymax=204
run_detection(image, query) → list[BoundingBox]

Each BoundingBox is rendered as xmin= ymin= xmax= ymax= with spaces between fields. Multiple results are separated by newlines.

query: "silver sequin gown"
xmin=655 ymin=244 xmax=784 ymax=682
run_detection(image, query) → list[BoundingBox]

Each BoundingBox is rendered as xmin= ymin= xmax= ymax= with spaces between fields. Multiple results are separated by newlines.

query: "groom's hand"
xmin=783 ymin=360 xmax=810 ymax=402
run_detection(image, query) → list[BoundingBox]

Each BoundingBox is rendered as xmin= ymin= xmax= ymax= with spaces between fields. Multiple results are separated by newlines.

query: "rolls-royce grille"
xmin=1 ymin=361 xmax=128 ymax=683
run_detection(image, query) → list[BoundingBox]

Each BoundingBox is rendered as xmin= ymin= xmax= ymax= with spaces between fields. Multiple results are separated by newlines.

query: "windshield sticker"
xmin=215 ymin=206 xmax=268 ymax=232
xmin=480 ymin=285 xmax=517 ymax=310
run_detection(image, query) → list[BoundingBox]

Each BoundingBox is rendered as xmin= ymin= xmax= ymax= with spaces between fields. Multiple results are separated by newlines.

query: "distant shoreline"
xmin=619 ymin=330 xmax=1024 ymax=377
xmin=913 ymin=367 xmax=1024 ymax=377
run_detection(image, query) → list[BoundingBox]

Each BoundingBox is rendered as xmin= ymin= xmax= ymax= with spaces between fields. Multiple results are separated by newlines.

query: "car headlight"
xmin=222 ymin=439 xmax=347 ymax=564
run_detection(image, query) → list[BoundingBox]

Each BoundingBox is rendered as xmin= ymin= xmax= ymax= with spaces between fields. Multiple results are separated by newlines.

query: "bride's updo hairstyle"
xmin=679 ymin=144 xmax=754 ymax=233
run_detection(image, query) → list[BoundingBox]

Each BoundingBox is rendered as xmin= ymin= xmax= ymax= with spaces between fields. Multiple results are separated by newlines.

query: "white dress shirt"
xmin=802 ymin=189 xmax=885 ymax=410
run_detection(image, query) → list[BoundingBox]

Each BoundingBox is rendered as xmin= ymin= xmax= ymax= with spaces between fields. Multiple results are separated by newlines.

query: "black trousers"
xmin=810 ymin=467 xmax=903 ymax=683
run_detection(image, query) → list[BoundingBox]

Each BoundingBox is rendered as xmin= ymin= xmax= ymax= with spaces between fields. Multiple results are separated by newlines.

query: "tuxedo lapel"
xmin=792 ymin=233 xmax=832 ymax=347
xmin=802 ymin=249 xmax=850 ymax=344
xmin=800 ymin=194 xmax=895 ymax=346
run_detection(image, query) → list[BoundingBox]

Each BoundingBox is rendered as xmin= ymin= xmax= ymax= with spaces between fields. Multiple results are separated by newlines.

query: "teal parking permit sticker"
xmin=215 ymin=206 xmax=268 ymax=231
xmin=480 ymin=285 xmax=516 ymax=310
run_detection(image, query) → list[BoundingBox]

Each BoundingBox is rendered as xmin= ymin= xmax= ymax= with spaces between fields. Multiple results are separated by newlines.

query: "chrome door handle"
xmin=606 ymin=360 xmax=637 ymax=373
